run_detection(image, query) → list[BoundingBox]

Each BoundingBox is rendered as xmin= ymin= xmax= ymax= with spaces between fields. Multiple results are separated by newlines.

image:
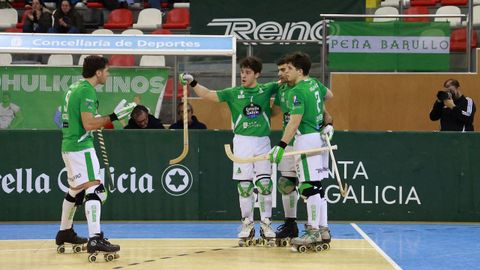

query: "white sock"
xmin=282 ymin=191 xmax=298 ymax=219
xmin=307 ymin=194 xmax=321 ymax=229
xmin=85 ymin=186 xmax=101 ymax=238
xmin=59 ymin=189 xmax=80 ymax=230
xmin=239 ymin=194 xmax=254 ymax=221
xmin=60 ymin=200 xmax=76 ymax=230
xmin=258 ymin=193 xmax=272 ymax=220
xmin=319 ymin=196 xmax=328 ymax=228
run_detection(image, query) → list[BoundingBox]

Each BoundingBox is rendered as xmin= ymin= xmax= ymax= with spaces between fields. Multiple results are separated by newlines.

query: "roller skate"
xmin=290 ymin=225 xmax=328 ymax=253
xmin=319 ymin=226 xmax=331 ymax=250
xmin=256 ymin=218 xmax=275 ymax=247
xmin=238 ymin=218 xmax=255 ymax=247
xmin=87 ymin=232 xmax=120 ymax=263
xmin=274 ymin=219 xmax=298 ymax=247
xmin=55 ymin=227 xmax=87 ymax=254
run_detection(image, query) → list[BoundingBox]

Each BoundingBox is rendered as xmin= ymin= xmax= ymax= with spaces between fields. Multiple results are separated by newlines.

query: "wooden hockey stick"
xmin=96 ymin=129 xmax=115 ymax=190
xmin=224 ymin=144 xmax=337 ymax=164
xmin=169 ymin=84 xmax=189 ymax=164
xmin=324 ymin=135 xmax=348 ymax=197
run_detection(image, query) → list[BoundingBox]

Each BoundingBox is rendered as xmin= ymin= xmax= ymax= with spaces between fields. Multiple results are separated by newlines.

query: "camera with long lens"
xmin=436 ymin=90 xmax=451 ymax=101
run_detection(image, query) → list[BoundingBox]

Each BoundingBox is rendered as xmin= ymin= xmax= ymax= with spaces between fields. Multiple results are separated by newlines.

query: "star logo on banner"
xmin=161 ymin=165 xmax=193 ymax=196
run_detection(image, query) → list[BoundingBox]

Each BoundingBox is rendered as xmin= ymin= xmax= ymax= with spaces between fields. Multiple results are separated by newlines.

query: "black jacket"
xmin=169 ymin=115 xmax=207 ymax=129
xmin=124 ymin=114 xmax=165 ymax=129
xmin=429 ymin=95 xmax=476 ymax=131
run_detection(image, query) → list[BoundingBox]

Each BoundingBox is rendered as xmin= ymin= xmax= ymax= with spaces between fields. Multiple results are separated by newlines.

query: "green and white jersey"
xmin=61 ymin=80 xmax=98 ymax=152
xmin=287 ymin=77 xmax=328 ymax=135
xmin=217 ymin=82 xmax=279 ymax=137
xmin=274 ymin=83 xmax=294 ymax=130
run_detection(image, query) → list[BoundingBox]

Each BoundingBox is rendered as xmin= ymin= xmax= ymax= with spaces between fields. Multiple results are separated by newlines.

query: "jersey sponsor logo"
xmin=207 ymin=18 xmax=325 ymax=45
xmin=161 ymin=164 xmax=193 ymax=196
xmin=236 ymin=167 xmax=242 ymax=174
xmin=284 ymin=112 xmax=290 ymax=124
xmin=293 ymin=96 xmax=301 ymax=106
xmin=243 ymin=103 xmax=262 ymax=119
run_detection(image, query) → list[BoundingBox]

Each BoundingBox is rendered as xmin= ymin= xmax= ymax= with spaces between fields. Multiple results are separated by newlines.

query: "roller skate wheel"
xmin=114 ymin=253 xmax=120 ymax=259
xmin=314 ymin=245 xmax=323 ymax=252
xmin=238 ymin=240 xmax=245 ymax=247
xmin=267 ymin=240 xmax=275 ymax=248
xmin=57 ymin=245 xmax=65 ymax=254
xmin=322 ymin=243 xmax=330 ymax=250
xmin=73 ymin=245 xmax=82 ymax=253
xmin=298 ymin=245 xmax=307 ymax=253
xmin=246 ymin=239 xmax=253 ymax=247
xmin=88 ymin=253 xmax=97 ymax=263
xmin=280 ymin=239 xmax=288 ymax=247
xmin=104 ymin=253 xmax=114 ymax=262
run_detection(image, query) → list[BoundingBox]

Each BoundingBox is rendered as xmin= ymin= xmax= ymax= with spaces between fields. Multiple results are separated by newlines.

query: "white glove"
xmin=113 ymin=99 xmax=136 ymax=120
xmin=179 ymin=73 xmax=194 ymax=85
xmin=321 ymin=124 xmax=334 ymax=141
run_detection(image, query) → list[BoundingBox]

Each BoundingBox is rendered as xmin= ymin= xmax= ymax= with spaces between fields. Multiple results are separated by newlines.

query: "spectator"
xmin=170 ymin=102 xmax=207 ymax=129
xmin=49 ymin=0 xmax=84 ymax=33
xmin=429 ymin=78 xmax=476 ymax=131
xmin=23 ymin=0 xmax=52 ymax=33
xmin=124 ymin=105 xmax=165 ymax=129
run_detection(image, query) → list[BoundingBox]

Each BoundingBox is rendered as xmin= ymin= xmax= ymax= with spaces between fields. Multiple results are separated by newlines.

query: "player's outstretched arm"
xmin=180 ymin=73 xmax=220 ymax=102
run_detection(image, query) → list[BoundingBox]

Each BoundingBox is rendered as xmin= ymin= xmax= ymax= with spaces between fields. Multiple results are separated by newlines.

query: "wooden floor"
xmin=0 ymin=239 xmax=395 ymax=270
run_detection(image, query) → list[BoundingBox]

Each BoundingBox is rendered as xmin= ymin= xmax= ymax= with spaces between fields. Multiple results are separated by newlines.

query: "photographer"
xmin=429 ymin=79 xmax=476 ymax=131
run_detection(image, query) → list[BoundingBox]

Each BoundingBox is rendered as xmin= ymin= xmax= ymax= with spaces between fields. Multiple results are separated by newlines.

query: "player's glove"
xmin=109 ymin=99 xmax=136 ymax=121
xmin=269 ymin=141 xmax=288 ymax=164
xmin=179 ymin=73 xmax=197 ymax=87
xmin=321 ymin=123 xmax=334 ymax=141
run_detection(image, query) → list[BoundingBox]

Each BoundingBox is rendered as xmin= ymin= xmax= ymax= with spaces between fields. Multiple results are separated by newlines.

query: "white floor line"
xmin=351 ymin=223 xmax=402 ymax=270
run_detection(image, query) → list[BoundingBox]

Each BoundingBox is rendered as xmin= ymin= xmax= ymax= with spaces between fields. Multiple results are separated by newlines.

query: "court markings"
xmin=351 ymin=223 xmax=402 ymax=270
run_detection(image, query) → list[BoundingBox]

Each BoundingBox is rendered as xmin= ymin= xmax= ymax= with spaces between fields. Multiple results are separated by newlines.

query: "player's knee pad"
xmin=75 ymin=190 xmax=85 ymax=206
xmin=85 ymin=184 xmax=108 ymax=204
xmin=277 ymin=176 xmax=298 ymax=195
xmin=255 ymin=177 xmax=273 ymax=195
xmin=298 ymin=181 xmax=324 ymax=199
xmin=237 ymin=181 xmax=254 ymax=198
xmin=65 ymin=191 xmax=76 ymax=203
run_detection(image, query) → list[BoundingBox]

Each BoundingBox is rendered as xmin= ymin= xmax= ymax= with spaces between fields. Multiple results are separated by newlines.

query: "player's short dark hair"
xmin=444 ymin=79 xmax=460 ymax=88
xmin=285 ymin=51 xmax=311 ymax=76
xmin=131 ymin=105 xmax=149 ymax=118
xmin=240 ymin=56 xmax=262 ymax=74
xmin=276 ymin=56 xmax=287 ymax=66
xmin=82 ymin=55 xmax=109 ymax=78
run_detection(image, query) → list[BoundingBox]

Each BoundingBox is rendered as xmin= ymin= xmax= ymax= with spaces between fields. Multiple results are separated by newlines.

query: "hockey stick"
xmin=224 ymin=144 xmax=337 ymax=164
xmin=169 ymin=84 xmax=189 ymax=164
xmin=96 ymin=128 xmax=115 ymax=190
xmin=323 ymin=135 xmax=348 ymax=197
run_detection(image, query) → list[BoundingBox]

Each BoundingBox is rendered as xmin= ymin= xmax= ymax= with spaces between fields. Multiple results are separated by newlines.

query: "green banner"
xmin=328 ymin=21 xmax=450 ymax=71
xmin=0 ymin=66 xmax=169 ymax=129
xmin=190 ymin=0 xmax=365 ymax=61
xmin=1 ymin=130 xmax=480 ymax=222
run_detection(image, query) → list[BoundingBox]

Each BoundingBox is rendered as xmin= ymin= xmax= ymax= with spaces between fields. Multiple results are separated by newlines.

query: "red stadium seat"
xmin=440 ymin=0 xmax=467 ymax=5
xmin=152 ymin=28 xmax=173 ymax=35
xmin=10 ymin=0 xmax=26 ymax=8
xmin=109 ymin=55 xmax=135 ymax=66
xmin=162 ymin=8 xmax=189 ymax=29
xmin=411 ymin=0 xmax=437 ymax=6
xmin=404 ymin=6 xmax=430 ymax=22
xmin=103 ymin=8 xmax=133 ymax=29
xmin=16 ymin=9 xmax=31 ymax=29
xmin=163 ymin=78 xmax=184 ymax=98
xmin=450 ymin=28 xmax=478 ymax=52
xmin=86 ymin=1 xmax=104 ymax=8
